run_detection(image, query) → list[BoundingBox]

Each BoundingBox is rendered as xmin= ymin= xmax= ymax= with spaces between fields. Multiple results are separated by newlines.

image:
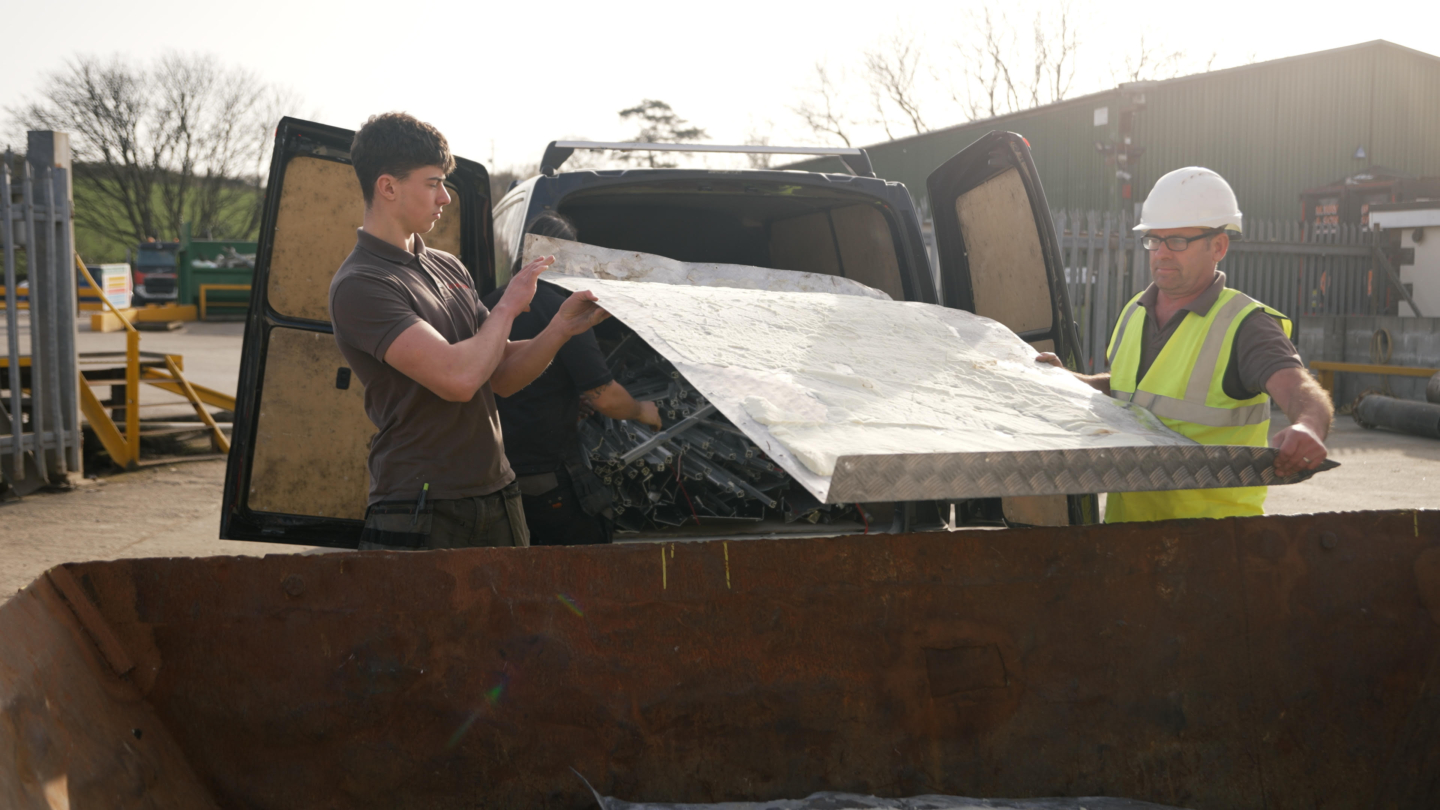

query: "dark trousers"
xmin=358 ymin=482 xmax=530 ymax=550
xmin=519 ymin=470 xmax=610 ymax=547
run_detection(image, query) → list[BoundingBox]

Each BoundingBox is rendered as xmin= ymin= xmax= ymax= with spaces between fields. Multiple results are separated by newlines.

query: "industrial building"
xmin=790 ymin=40 xmax=1440 ymax=224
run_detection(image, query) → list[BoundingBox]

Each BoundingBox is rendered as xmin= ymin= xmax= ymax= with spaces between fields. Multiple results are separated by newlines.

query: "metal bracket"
xmin=1373 ymin=247 xmax=1424 ymax=317
xmin=46 ymin=565 xmax=135 ymax=677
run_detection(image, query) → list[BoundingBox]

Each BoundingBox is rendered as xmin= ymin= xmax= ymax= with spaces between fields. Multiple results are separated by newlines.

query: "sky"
xmin=4 ymin=0 xmax=1440 ymax=175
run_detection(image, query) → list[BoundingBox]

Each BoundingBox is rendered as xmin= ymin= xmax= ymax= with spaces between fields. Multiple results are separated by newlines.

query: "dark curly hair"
xmin=525 ymin=211 xmax=579 ymax=241
xmin=350 ymin=112 xmax=456 ymax=205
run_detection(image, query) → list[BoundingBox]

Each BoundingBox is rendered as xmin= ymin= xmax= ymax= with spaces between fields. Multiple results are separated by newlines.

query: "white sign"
xmin=1094 ymin=107 xmax=1109 ymax=127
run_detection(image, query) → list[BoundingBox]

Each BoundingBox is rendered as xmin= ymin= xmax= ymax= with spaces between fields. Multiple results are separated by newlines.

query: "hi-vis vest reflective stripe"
xmin=1105 ymin=287 xmax=1292 ymax=523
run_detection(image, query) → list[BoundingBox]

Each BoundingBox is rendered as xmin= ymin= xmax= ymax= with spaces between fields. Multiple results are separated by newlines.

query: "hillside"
xmin=70 ymin=166 xmax=265 ymax=264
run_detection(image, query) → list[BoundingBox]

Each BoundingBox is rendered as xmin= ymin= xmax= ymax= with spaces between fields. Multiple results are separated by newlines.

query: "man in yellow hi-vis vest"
xmin=1039 ymin=167 xmax=1334 ymax=522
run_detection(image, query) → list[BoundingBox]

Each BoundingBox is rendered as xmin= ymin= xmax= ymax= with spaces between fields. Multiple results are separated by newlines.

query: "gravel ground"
xmin=0 ymin=460 xmax=320 ymax=598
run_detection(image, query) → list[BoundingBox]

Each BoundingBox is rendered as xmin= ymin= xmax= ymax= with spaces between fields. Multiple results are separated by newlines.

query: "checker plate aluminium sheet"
xmin=532 ymin=237 xmax=1332 ymax=504
xmin=828 ymin=446 xmax=1335 ymax=503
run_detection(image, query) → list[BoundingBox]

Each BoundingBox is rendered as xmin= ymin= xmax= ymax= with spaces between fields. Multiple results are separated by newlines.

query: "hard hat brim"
xmin=1132 ymin=218 xmax=1243 ymax=235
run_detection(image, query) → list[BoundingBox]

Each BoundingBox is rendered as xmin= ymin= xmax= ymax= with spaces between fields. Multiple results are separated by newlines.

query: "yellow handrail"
xmin=139 ymin=366 xmax=237 ymax=412
xmin=198 ymin=283 xmax=251 ymax=320
xmin=74 ymin=254 xmax=139 ymax=466
xmin=74 ymin=253 xmax=236 ymax=464
xmin=1308 ymin=360 xmax=1440 ymax=398
xmin=165 ymin=355 xmax=230 ymax=454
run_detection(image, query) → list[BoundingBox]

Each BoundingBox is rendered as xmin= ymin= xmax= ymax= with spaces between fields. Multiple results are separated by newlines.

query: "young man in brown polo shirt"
xmin=329 ymin=113 xmax=608 ymax=550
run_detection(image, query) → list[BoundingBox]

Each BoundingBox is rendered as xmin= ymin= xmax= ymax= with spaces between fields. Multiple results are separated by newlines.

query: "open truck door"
xmin=221 ymin=117 xmax=494 ymax=547
xmin=926 ymin=131 xmax=1095 ymax=526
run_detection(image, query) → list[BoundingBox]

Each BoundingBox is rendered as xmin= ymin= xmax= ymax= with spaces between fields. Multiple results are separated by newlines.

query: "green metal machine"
xmin=177 ymin=223 xmax=256 ymax=318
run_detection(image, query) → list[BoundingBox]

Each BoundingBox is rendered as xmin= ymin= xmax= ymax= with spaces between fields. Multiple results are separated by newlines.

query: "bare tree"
xmin=863 ymin=33 xmax=928 ymax=137
xmin=9 ymin=52 xmax=299 ymax=248
xmin=790 ymin=62 xmax=856 ymax=147
xmin=785 ymin=3 xmax=1225 ymax=150
xmin=615 ymin=100 xmax=708 ymax=168
xmin=1112 ymin=34 xmax=1188 ymax=83
xmin=743 ymin=122 xmax=776 ymax=169
xmin=973 ymin=8 xmax=1021 ymax=118
xmin=153 ymin=54 xmax=273 ymax=239
xmin=950 ymin=5 xmax=1078 ymax=121
xmin=1034 ymin=5 xmax=1080 ymax=106
xmin=489 ymin=163 xmax=538 ymax=204
xmin=239 ymin=85 xmax=305 ymax=235
xmin=15 ymin=55 xmax=166 ymax=249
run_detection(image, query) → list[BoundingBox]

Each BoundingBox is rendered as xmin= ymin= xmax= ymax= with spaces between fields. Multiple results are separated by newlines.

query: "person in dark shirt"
xmin=483 ymin=212 xmax=660 ymax=545
xmin=329 ymin=113 xmax=608 ymax=550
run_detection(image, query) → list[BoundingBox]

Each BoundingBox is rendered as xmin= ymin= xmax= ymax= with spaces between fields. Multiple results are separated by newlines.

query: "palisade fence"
xmin=1 ymin=149 xmax=81 ymax=495
xmin=1052 ymin=207 xmax=1388 ymax=373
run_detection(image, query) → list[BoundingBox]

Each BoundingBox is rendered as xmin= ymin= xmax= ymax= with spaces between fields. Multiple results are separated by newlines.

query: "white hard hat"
xmin=1133 ymin=166 xmax=1243 ymax=236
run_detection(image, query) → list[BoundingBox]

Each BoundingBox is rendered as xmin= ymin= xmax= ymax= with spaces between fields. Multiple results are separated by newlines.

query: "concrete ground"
xmin=76 ymin=316 xmax=246 ymax=419
xmin=1264 ymin=411 xmax=1440 ymax=515
xmin=3 ymin=314 xmax=1440 ymax=601
xmin=0 ymin=460 xmax=320 ymax=597
xmin=3 ymin=309 xmax=244 ymax=418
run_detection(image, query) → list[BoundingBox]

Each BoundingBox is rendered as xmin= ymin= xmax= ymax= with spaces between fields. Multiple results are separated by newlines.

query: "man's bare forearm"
xmin=1035 ymin=352 xmax=1110 ymax=394
xmin=454 ymin=309 xmax=520 ymax=394
xmin=586 ymin=381 xmax=661 ymax=428
xmin=383 ymin=308 xmax=519 ymax=402
xmin=1264 ymin=367 xmax=1332 ymax=476
xmin=1277 ymin=374 xmax=1333 ymax=440
xmin=490 ymin=321 xmax=570 ymax=397
xmin=588 ymin=381 xmax=643 ymax=420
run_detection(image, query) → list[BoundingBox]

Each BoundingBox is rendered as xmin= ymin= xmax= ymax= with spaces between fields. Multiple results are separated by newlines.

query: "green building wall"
xmin=788 ymin=41 xmax=1440 ymax=223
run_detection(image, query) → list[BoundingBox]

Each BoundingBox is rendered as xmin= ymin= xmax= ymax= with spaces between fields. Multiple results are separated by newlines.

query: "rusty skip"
xmin=2 ymin=509 xmax=1439 ymax=809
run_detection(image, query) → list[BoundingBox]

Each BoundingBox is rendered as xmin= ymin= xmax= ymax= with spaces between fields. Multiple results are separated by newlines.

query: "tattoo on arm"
xmin=582 ymin=381 xmax=613 ymax=402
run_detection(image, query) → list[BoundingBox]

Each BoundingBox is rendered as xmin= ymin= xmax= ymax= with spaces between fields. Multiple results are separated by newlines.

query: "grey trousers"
xmin=358 ymin=482 xmax=531 ymax=550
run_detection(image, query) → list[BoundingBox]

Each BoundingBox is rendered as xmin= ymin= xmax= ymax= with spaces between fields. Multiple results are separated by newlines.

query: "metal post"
xmin=1 ymin=155 xmax=21 ymax=481
xmin=1373 ymin=245 xmax=1423 ymax=317
xmin=54 ymin=168 xmax=79 ymax=472
xmin=41 ymin=167 xmax=66 ymax=476
xmin=1082 ymin=211 xmax=1098 ymax=371
xmin=1128 ymin=201 xmax=1140 ymax=292
xmin=1094 ymin=211 xmax=1113 ymax=373
xmin=21 ymin=161 xmax=46 ymax=481
xmin=1065 ymin=209 xmax=1084 ymax=365
xmin=125 ymin=328 xmax=139 ymax=465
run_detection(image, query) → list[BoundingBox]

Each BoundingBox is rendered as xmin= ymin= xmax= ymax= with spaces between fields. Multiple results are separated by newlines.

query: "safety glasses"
xmin=1141 ymin=228 xmax=1225 ymax=252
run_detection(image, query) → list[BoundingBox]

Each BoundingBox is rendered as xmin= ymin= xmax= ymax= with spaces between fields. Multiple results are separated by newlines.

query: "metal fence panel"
xmin=1 ymin=154 xmax=80 ymax=492
xmin=1052 ymin=209 xmax=1382 ymax=372
xmin=1 ymin=158 xmax=20 ymax=481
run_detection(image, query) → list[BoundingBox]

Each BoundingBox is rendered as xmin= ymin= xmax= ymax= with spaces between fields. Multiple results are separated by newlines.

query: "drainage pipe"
xmin=1355 ymin=393 xmax=1440 ymax=440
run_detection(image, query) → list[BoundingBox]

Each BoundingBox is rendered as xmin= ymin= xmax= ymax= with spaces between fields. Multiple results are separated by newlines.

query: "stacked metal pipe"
xmin=580 ymin=331 xmax=854 ymax=532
